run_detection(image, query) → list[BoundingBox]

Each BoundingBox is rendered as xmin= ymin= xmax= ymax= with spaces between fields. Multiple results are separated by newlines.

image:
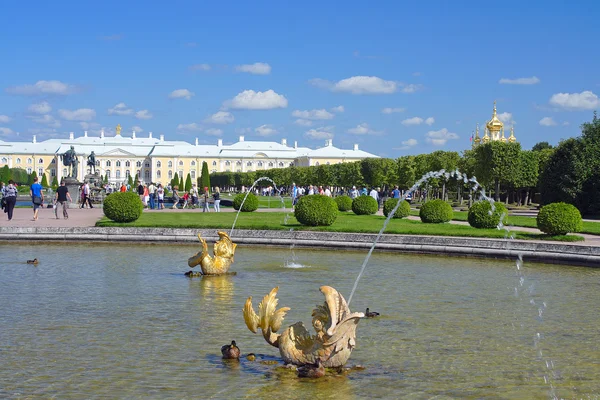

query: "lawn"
xmin=96 ymin=211 xmax=584 ymax=242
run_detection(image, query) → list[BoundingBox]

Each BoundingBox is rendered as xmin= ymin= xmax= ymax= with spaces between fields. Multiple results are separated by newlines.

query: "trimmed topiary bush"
xmin=233 ymin=192 xmax=259 ymax=212
xmin=468 ymin=200 xmax=508 ymax=229
xmin=352 ymin=195 xmax=378 ymax=215
xmin=537 ymin=202 xmax=583 ymax=235
xmin=103 ymin=191 xmax=143 ymax=223
xmin=294 ymin=194 xmax=338 ymax=226
xmin=334 ymin=195 xmax=353 ymax=211
xmin=419 ymin=199 xmax=453 ymax=223
xmin=383 ymin=198 xmax=411 ymax=219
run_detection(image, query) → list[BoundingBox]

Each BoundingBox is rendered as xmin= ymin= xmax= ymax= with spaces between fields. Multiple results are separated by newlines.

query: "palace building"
xmin=472 ymin=101 xmax=517 ymax=148
xmin=0 ymin=127 xmax=377 ymax=185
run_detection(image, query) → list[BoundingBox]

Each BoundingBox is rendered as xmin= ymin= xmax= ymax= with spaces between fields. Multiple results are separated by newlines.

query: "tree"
xmin=513 ymin=150 xmax=539 ymax=205
xmin=360 ymin=158 xmax=398 ymax=191
xmin=28 ymin=170 xmax=38 ymax=186
xmin=127 ymin=174 xmax=134 ymax=187
xmin=185 ymin=173 xmax=193 ymax=193
xmin=474 ymin=141 xmax=522 ymax=201
xmin=40 ymin=173 xmax=49 ymax=188
xmin=0 ymin=165 xmax=11 ymax=182
xmin=171 ymin=172 xmax=180 ymax=189
xmin=200 ymin=161 xmax=211 ymax=192
xmin=51 ymin=176 xmax=59 ymax=190
xmin=179 ymin=175 xmax=184 ymax=190
xmin=397 ymin=156 xmax=416 ymax=190
xmin=532 ymin=141 xmax=553 ymax=152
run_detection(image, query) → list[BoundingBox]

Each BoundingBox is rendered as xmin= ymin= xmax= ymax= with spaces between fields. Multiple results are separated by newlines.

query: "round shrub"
xmin=103 ymin=191 xmax=143 ymax=223
xmin=468 ymin=200 xmax=508 ymax=229
xmin=334 ymin=195 xmax=353 ymax=211
xmin=352 ymin=195 xmax=378 ymax=215
xmin=419 ymin=199 xmax=453 ymax=223
xmin=233 ymin=192 xmax=259 ymax=212
xmin=294 ymin=195 xmax=338 ymax=226
xmin=383 ymin=198 xmax=411 ymax=219
xmin=537 ymin=202 xmax=583 ymax=235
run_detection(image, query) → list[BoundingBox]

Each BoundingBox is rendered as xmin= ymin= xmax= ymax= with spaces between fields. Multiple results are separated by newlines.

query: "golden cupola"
xmin=485 ymin=101 xmax=504 ymax=141
xmin=508 ymin=125 xmax=517 ymax=143
xmin=473 ymin=123 xmax=481 ymax=146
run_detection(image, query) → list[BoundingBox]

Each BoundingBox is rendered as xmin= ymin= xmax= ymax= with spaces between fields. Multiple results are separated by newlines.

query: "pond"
xmin=1 ymin=243 xmax=599 ymax=399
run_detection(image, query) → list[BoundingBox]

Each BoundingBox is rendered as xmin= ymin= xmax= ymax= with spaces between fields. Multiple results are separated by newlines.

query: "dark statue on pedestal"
xmin=60 ymin=146 xmax=79 ymax=180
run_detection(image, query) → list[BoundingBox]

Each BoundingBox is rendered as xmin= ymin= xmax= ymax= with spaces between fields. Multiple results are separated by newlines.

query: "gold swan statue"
xmin=188 ymin=231 xmax=237 ymax=275
xmin=243 ymin=286 xmax=364 ymax=368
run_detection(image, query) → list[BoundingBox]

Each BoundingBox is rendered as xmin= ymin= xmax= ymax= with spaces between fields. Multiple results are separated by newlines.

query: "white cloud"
xmin=539 ymin=117 xmax=557 ymax=127
xmin=29 ymin=114 xmax=61 ymax=128
xmin=401 ymin=84 xmax=423 ymax=93
xmin=425 ymin=128 xmax=459 ymax=146
xmin=28 ymin=101 xmax=52 ymax=114
xmin=347 ymin=123 xmax=380 ymax=135
xmin=294 ymin=119 xmax=313 ymax=127
xmin=499 ymin=76 xmax=540 ymax=85
xmin=425 ymin=117 xmax=435 ymax=126
xmin=0 ymin=115 xmax=11 ymax=123
xmin=177 ymin=123 xmax=203 ymax=132
xmin=291 ymin=109 xmax=334 ymax=120
xmin=205 ymin=128 xmax=223 ymax=136
xmin=330 ymin=105 xmax=345 ymax=113
xmin=333 ymin=76 xmax=397 ymax=94
xmin=394 ymin=138 xmax=418 ymax=150
xmin=108 ymin=102 xmax=134 ymax=116
xmin=402 ymin=117 xmax=424 ymax=126
xmin=169 ymin=89 xmax=195 ymax=100
xmin=497 ymin=112 xmax=515 ymax=125
xmin=189 ymin=63 xmax=211 ymax=71
xmin=80 ymin=121 xmax=101 ymax=131
xmin=205 ymin=111 xmax=234 ymax=124
xmin=255 ymin=124 xmax=278 ymax=136
xmin=305 ymin=127 xmax=334 ymax=140
xmin=0 ymin=127 xmax=14 ymax=136
xmin=549 ymin=91 xmax=600 ymax=110
xmin=131 ymin=125 xmax=144 ymax=133
xmin=6 ymin=80 xmax=77 ymax=95
xmin=58 ymin=108 xmax=96 ymax=121
xmin=235 ymin=62 xmax=271 ymax=75
xmin=382 ymin=107 xmax=405 ymax=114
xmin=225 ymin=89 xmax=288 ymax=110
xmin=135 ymin=110 xmax=153 ymax=120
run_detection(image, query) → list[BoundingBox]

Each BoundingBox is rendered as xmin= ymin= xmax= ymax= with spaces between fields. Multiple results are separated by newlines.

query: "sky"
xmin=0 ymin=0 xmax=599 ymax=158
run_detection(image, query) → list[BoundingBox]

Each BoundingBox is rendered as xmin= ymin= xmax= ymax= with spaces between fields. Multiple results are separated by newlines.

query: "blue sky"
xmin=0 ymin=0 xmax=598 ymax=157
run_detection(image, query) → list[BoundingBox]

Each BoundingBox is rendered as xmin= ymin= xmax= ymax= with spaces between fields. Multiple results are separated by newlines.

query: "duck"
xmin=246 ymin=353 xmax=256 ymax=361
xmin=221 ymin=340 xmax=241 ymax=360
xmin=26 ymin=258 xmax=39 ymax=265
xmin=365 ymin=308 xmax=380 ymax=318
xmin=297 ymin=358 xmax=325 ymax=378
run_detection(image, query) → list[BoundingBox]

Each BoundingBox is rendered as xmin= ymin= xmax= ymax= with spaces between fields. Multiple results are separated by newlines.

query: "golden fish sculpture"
xmin=188 ymin=231 xmax=237 ymax=275
xmin=243 ymin=286 xmax=364 ymax=368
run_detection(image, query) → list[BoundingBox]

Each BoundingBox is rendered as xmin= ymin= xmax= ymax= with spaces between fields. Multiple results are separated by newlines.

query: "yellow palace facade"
xmin=0 ymin=128 xmax=376 ymax=185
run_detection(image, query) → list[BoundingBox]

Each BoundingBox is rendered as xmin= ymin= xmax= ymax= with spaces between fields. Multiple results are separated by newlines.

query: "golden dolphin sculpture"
xmin=188 ymin=231 xmax=237 ymax=275
xmin=243 ymin=286 xmax=364 ymax=368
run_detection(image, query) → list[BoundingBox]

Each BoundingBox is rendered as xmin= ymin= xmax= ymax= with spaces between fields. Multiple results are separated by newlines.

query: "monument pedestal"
xmin=63 ymin=177 xmax=82 ymax=208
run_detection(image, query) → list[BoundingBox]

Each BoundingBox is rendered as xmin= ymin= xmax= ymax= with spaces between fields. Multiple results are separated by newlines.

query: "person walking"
xmin=156 ymin=184 xmax=165 ymax=210
xmin=148 ymin=182 xmax=156 ymax=209
xmin=54 ymin=180 xmax=72 ymax=219
xmin=81 ymin=182 xmax=93 ymax=208
xmin=171 ymin=186 xmax=180 ymax=209
xmin=30 ymin=176 xmax=44 ymax=221
xmin=213 ymin=187 xmax=221 ymax=212
xmin=191 ymin=183 xmax=199 ymax=209
xmin=137 ymin=181 xmax=144 ymax=203
xmin=202 ymin=186 xmax=210 ymax=212
xmin=3 ymin=180 xmax=17 ymax=221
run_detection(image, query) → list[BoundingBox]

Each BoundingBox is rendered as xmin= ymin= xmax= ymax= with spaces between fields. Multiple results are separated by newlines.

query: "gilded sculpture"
xmin=243 ymin=286 xmax=364 ymax=368
xmin=188 ymin=231 xmax=237 ymax=275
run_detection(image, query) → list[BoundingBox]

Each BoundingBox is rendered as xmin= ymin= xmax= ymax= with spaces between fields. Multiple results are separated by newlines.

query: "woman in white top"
xmin=157 ymin=184 xmax=165 ymax=209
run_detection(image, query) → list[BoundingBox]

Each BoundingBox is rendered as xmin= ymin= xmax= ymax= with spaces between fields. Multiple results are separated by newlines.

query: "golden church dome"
xmin=486 ymin=100 xmax=504 ymax=133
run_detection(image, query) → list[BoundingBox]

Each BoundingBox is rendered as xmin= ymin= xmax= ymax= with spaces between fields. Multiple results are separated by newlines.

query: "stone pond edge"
xmin=1 ymin=226 xmax=599 ymax=267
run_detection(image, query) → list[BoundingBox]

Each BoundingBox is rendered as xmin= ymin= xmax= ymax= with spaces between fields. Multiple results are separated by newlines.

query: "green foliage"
xmin=419 ymin=199 xmax=453 ymax=223
xmin=103 ymin=174 xmax=108 ymax=184
xmin=127 ymin=174 xmax=133 ymax=187
xmin=40 ymin=173 xmax=49 ymax=188
xmin=537 ymin=202 xmax=583 ymax=235
xmin=467 ymin=200 xmax=507 ymax=228
xmin=532 ymin=141 xmax=553 ymax=151
xmin=27 ymin=170 xmax=37 ymax=185
xmin=474 ymin=141 xmax=522 ymax=200
xmin=171 ymin=172 xmax=179 ymax=189
xmin=184 ymin=173 xmax=192 ymax=193
xmin=383 ymin=198 xmax=411 ymax=218
xmin=200 ymin=161 xmax=210 ymax=192
xmin=179 ymin=175 xmax=184 ymax=190
xmin=351 ymin=195 xmax=378 ymax=215
xmin=514 ymin=150 xmax=539 ymax=190
xmin=360 ymin=158 xmax=398 ymax=191
xmin=397 ymin=155 xmax=416 ymax=190
xmin=103 ymin=191 xmax=143 ymax=223
xmin=334 ymin=195 xmax=353 ymax=211
xmin=233 ymin=192 xmax=259 ymax=212
xmin=294 ymin=194 xmax=338 ymax=226
xmin=51 ymin=176 xmax=58 ymax=190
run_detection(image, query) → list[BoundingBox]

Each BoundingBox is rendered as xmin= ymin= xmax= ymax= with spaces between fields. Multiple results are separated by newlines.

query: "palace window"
xmin=315 ymin=162 xmax=320 ymax=166
xmin=144 ymin=170 xmax=150 ymax=179
xmin=178 ymin=160 xmax=183 ymax=166
xmin=116 ymin=161 xmax=121 ymax=167
xmin=136 ymin=161 xmax=142 ymax=168
xmin=326 ymin=162 xmax=330 ymax=165
xmin=246 ymin=161 xmax=252 ymax=166
xmin=268 ymin=162 xmax=274 ymax=167
xmin=126 ymin=170 xmax=130 ymax=177
xmin=27 ymin=158 xmax=32 ymax=164
xmin=236 ymin=161 xmax=242 ymax=166
xmin=38 ymin=168 xmax=43 ymax=176
xmin=106 ymin=170 xmax=111 ymax=178
xmin=156 ymin=161 xmax=161 ymax=168
xmin=106 ymin=160 xmax=111 ymax=167
xmin=1 ymin=157 xmax=7 ymax=163
xmin=125 ymin=161 xmax=131 ymax=167
xmin=63 ymin=168 xmax=68 ymax=176
xmin=168 ymin=170 xmax=173 ymax=179
xmin=191 ymin=161 xmax=196 ymax=166
xmin=278 ymin=162 xmax=284 ymax=167
xmin=145 ymin=162 xmax=150 ymax=168
xmin=156 ymin=170 xmax=161 ymax=178
xmin=51 ymin=169 xmax=56 ymax=177
xmin=38 ymin=158 xmax=43 ymax=164
xmin=168 ymin=161 xmax=173 ymax=168
xmin=51 ymin=159 xmax=56 ymax=164
xmin=212 ymin=161 xmax=217 ymax=166
xmin=16 ymin=158 xmax=21 ymax=164
xmin=27 ymin=167 xmax=32 ymax=174
xmin=257 ymin=161 xmax=263 ymax=167
xmin=178 ymin=170 xmax=183 ymax=178
xmin=116 ymin=170 xmax=121 ymax=179
xmin=191 ymin=171 xmax=196 ymax=179
xmin=225 ymin=161 xmax=231 ymax=166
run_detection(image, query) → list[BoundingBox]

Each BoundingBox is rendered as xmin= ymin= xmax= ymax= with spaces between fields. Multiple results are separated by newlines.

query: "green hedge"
xmin=233 ymin=192 xmax=259 ymax=212
xmin=537 ymin=202 xmax=583 ymax=235
xmin=352 ymin=195 xmax=378 ymax=215
xmin=467 ymin=200 xmax=508 ymax=229
xmin=294 ymin=195 xmax=338 ymax=226
xmin=103 ymin=191 xmax=143 ymax=223
xmin=383 ymin=198 xmax=411 ymax=219
xmin=419 ymin=199 xmax=453 ymax=223
xmin=334 ymin=195 xmax=353 ymax=211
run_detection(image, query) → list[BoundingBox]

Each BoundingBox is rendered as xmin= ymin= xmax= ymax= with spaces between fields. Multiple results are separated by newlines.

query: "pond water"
xmin=1 ymin=243 xmax=599 ymax=399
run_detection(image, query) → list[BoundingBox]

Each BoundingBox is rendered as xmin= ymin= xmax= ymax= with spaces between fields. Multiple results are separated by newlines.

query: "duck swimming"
xmin=26 ymin=258 xmax=38 ymax=265
xmin=221 ymin=340 xmax=240 ymax=360
xmin=297 ymin=358 xmax=325 ymax=378
xmin=365 ymin=308 xmax=380 ymax=318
